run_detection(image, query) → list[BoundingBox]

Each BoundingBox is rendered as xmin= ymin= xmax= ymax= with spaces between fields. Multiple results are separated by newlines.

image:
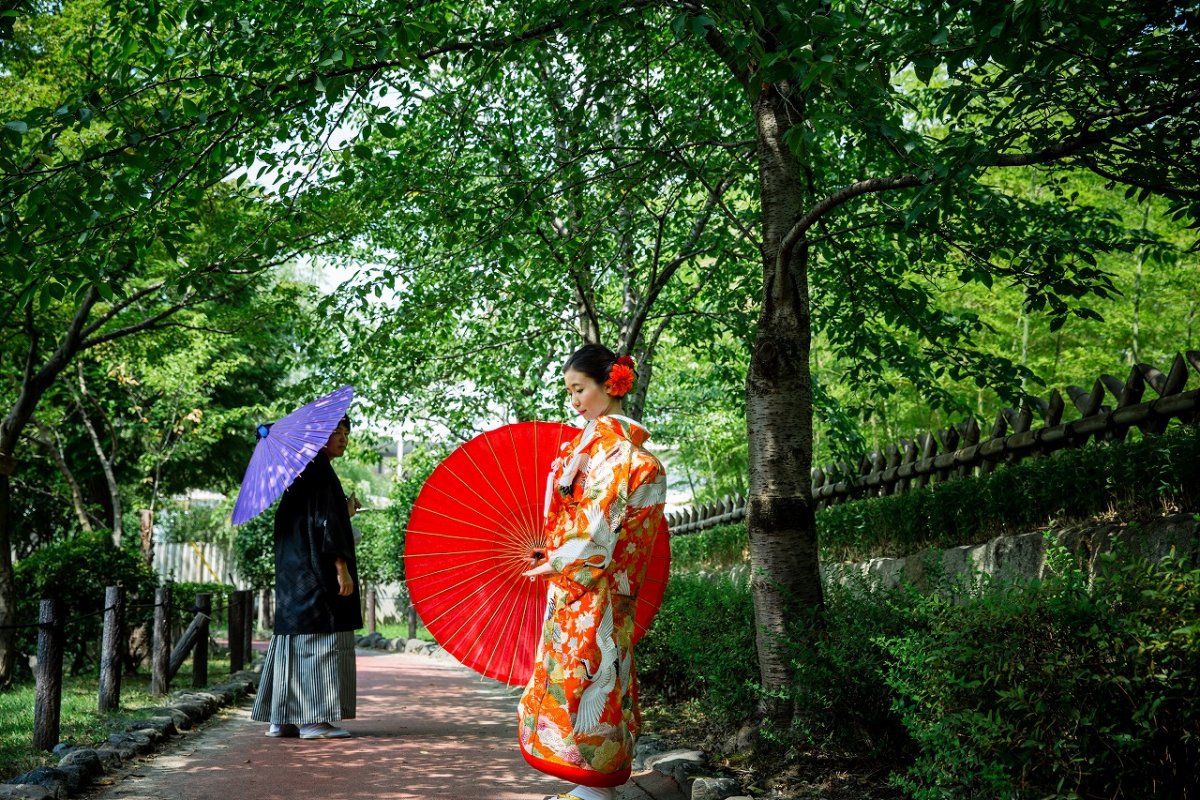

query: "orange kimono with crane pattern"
xmin=518 ymin=415 xmax=667 ymax=788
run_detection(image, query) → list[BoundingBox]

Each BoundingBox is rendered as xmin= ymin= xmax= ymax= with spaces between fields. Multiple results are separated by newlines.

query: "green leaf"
xmin=4 ymin=120 xmax=28 ymax=134
xmin=669 ymin=13 xmax=687 ymax=39
xmin=913 ymin=57 xmax=936 ymax=84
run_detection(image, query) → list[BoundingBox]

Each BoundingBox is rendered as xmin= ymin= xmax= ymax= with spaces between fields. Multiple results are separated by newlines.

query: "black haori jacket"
xmin=271 ymin=452 xmax=363 ymax=635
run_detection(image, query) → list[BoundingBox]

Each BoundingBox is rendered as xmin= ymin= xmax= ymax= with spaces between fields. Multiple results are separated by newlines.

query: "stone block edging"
xmin=0 ymin=671 xmax=258 ymax=800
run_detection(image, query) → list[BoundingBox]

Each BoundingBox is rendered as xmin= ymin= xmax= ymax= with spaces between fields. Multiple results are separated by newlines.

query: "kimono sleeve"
xmin=314 ymin=478 xmax=355 ymax=562
xmin=548 ymin=440 xmax=630 ymax=599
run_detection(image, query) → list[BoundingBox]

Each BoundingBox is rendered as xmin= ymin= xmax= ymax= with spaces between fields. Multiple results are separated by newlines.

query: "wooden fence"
xmin=665 ymin=351 xmax=1200 ymax=535
xmin=29 ymin=586 xmax=257 ymax=751
xmin=153 ymin=541 xmax=239 ymax=585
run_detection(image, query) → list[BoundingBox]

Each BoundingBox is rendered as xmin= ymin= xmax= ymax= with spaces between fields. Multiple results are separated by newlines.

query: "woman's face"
xmin=322 ymin=424 xmax=350 ymax=459
xmin=564 ymin=368 xmax=614 ymax=421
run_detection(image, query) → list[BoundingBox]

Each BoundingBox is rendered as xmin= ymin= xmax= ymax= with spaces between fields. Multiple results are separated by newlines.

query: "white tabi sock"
xmin=565 ymin=787 xmax=615 ymax=800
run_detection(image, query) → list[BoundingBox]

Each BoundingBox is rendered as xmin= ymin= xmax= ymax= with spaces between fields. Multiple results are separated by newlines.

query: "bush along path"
xmin=1 ymin=643 xmax=751 ymax=800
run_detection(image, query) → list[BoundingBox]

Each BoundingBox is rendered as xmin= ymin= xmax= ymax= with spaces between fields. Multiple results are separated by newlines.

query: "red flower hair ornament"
xmin=605 ymin=356 xmax=637 ymax=397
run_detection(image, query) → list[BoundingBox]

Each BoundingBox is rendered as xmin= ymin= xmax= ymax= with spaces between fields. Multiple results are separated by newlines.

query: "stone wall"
xmin=824 ymin=512 xmax=1200 ymax=590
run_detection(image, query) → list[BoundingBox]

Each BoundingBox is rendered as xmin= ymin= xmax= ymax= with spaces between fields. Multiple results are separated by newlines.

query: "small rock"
xmin=719 ymin=723 xmax=759 ymax=754
xmin=57 ymin=748 xmax=102 ymax=777
xmin=8 ymin=768 xmax=67 ymax=798
xmin=170 ymin=700 xmax=210 ymax=724
xmin=0 ymin=783 xmax=54 ymax=800
xmin=645 ymin=749 xmax=708 ymax=787
xmin=127 ymin=727 xmax=164 ymax=745
xmin=125 ymin=716 xmax=177 ymax=738
xmin=388 ymin=638 xmax=405 ymax=652
xmin=691 ymin=776 xmax=741 ymax=800
xmin=51 ymin=766 xmax=85 ymax=792
xmin=49 ymin=743 xmax=74 ymax=759
xmin=93 ymin=745 xmax=125 ymax=769
xmin=141 ymin=707 xmax=191 ymax=730
xmin=633 ymin=734 xmax=672 ymax=771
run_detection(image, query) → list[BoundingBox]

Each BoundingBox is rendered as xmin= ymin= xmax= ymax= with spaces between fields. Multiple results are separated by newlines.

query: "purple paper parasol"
xmin=230 ymin=384 xmax=355 ymax=525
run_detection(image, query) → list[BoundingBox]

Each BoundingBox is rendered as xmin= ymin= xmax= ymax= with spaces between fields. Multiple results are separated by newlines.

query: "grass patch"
xmin=371 ymin=623 xmax=435 ymax=642
xmin=0 ymin=655 xmax=236 ymax=778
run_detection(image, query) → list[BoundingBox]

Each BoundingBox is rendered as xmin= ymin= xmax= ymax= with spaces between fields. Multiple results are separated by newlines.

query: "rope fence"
xmin=21 ymin=586 xmax=258 ymax=751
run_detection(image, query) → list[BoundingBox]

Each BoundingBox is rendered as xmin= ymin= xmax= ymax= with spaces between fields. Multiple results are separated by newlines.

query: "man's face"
xmin=323 ymin=424 xmax=350 ymax=458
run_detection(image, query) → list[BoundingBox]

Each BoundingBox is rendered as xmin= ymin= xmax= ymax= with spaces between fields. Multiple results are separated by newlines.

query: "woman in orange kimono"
xmin=519 ymin=344 xmax=667 ymax=800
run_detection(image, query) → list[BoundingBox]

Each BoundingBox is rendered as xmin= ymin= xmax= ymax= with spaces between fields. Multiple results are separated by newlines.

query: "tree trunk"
xmin=31 ymin=420 xmax=94 ymax=533
xmin=77 ymin=366 xmax=122 ymax=545
xmin=745 ymin=83 xmax=824 ymax=727
xmin=139 ymin=509 xmax=154 ymax=565
xmin=0 ymin=471 xmax=14 ymax=686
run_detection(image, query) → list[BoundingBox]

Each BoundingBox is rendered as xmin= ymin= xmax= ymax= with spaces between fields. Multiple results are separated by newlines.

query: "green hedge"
xmin=638 ymin=545 xmax=1200 ymax=798
xmin=668 ymin=523 xmax=747 ymax=573
xmin=884 ymin=549 xmax=1200 ymax=799
xmin=668 ymin=424 xmax=1200 ymax=568
xmin=14 ymin=532 xmax=160 ymax=674
xmin=636 ymin=573 xmax=758 ymax=724
xmin=818 ymin=423 xmax=1200 ymax=561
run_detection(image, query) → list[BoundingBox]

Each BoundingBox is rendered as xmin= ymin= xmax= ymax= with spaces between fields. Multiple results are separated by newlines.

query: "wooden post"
xmin=98 ymin=586 xmax=124 ymax=713
xmin=407 ymin=603 xmax=418 ymax=640
xmin=193 ymin=592 xmax=211 ymax=688
xmin=139 ymin=508 xmax=154 ymax=565
xmin=242 ymin=590 xmax=254 ymax=664
xmin=33 ymin=599 xmax=63 ymax=751
xmin=228 ymin=590 xmax=245 ymax=673
xmin=168 ymin=611 xmax=207 ymax=680
xmin=151 ymin=587 xmax=170 ymax=695
xmin=367 ymin=588 xmax=377 ymax=635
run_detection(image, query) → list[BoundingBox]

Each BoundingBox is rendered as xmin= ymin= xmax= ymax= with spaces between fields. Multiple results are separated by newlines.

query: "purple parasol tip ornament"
xmin=231 ymin=384 xmax=354 ymax=525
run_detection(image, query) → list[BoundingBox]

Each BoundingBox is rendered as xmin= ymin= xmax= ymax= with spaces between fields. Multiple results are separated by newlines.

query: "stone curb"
xmin=353 ymin=632 xmax=452 ymax=659
xmin=0 ymin=670 xmax=259 ymax=800
xmin=634 ymin=735 xmax=749 ymax=800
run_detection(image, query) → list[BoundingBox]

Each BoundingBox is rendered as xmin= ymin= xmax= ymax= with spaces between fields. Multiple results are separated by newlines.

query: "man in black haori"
xmin=251 ymin=416 xmax=363 ymax=739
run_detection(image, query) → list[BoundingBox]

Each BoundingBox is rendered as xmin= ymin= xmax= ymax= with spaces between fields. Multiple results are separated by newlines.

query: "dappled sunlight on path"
xmin=83 ymin=651 xmax=564 ymax=800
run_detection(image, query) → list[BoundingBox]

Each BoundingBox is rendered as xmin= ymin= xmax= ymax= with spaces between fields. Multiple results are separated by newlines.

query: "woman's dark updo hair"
xmin=563 ymin=343 xmax=619 ymax=385
xmin=337 ymin=414 xmax=352 ymax=432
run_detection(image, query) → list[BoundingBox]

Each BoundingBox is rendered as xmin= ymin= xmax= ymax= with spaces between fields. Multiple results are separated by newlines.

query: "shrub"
xmin=818 ymin=422 xmax=1200 ymax=561
xmin=781 ymin=576 xmax=917 ymax=756
xmin=883 ymin=548 xmax=1200 ymax=799
xmin=231 ymin=509 xmax=275 ymax=590
xmin=669 ymin=523 xmax=748 ymax=573
xmin=669 ymin=426 xmax=1200 ymax=568
xmin=636 ymin=573 xmax=758 ymax=724
xmin=164 ymin=580 xmax=232 ymax=630
xmin=14 ymin=532 xmax=159 ymax=674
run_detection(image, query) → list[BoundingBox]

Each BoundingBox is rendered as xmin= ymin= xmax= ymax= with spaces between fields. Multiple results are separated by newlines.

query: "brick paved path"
xmin=79 ymin=650 xmax=687 ymax=800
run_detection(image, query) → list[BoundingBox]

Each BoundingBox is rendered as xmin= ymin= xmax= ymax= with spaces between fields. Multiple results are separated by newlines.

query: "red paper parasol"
xmin=404 ymin=420 xmax=671 ymax=687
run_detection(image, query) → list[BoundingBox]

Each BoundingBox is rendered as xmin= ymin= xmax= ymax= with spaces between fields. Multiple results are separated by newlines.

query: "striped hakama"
xmin=251 ymin=631 xmax=356 ymax=725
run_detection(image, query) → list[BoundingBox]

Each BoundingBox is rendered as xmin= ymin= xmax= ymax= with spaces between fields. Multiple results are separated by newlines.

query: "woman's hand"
xmin=346 ymin=494 xmax=362 ymax=518
xmin=521 ymin=550 xmax=558 ymax=579
xmin=335 ymin=558 xmax=354 ymax=596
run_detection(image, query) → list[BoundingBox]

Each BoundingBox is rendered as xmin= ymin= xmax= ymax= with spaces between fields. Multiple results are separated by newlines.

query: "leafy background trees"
xmin=2 ymin=0 xmax=1196 ymax=760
